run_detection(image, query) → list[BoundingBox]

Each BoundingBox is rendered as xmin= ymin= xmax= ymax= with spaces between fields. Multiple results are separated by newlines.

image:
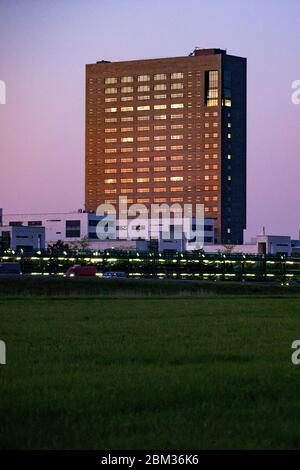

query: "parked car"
xmin=65 ymin=265 xmax=97 ymax=277
xmin=102 ymin=271 xmax=127 ymax=279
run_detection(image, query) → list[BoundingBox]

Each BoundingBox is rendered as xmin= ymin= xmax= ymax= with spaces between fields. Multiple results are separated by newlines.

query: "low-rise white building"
xmin=3 ymin=210 xmax=215 ymax=252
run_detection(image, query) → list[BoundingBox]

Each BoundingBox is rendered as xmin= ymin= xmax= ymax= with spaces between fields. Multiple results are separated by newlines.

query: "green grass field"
xmin=1 ymin=294 xmax=300 ymax=449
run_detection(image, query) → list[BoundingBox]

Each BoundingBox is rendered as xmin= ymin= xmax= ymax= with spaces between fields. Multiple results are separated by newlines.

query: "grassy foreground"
xmin=1 ymin=296 xmax=300 ymax=449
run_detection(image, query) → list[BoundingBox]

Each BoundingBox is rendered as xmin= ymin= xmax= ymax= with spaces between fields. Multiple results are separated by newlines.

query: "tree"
xmin=47 ymin=240 xmax=70 ymax=255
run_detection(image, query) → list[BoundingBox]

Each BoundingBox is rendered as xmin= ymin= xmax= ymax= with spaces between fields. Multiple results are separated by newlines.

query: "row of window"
xmin=103 ymin=156 xmax=185 ymax=163
xmin=104 ymin=135 xmax=184 ymax=143
xmin=104 ymin=104 xmax=184 ymax=112
xmin=104 ymin=166 xmax=185 ymax=174
xmin=105 ymin=83 xmax=184 ymax=93
xmin=102 ymin=159 xmax=218 ymax=170
xmin=105 ymin=176 xmax=184 ymax=183
xmin=101 ymin=198 xmax=218 ymax=207
xmin=103 ymin=73 xmax=184 ymax=84
xmin=104 ymin=93 xmax=184 ymax=102
xmin=102 ymin=114 xmax=184 ymax=123
xmin=104 ymin=187 xmax=184 ymax=194
xmin=104 ymin=124 xmax=184 ymax=132
xmin=103 ymin=145 xmax=184 ymax=153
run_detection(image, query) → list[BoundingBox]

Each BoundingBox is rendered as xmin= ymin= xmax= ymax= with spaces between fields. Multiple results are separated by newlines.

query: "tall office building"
xmin=85 ymin=48 xmax=246 ymax=244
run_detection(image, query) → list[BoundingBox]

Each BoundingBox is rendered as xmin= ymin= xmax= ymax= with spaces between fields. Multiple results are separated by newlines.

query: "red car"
xmin=66 ymin=265 xmax=97 ymax=277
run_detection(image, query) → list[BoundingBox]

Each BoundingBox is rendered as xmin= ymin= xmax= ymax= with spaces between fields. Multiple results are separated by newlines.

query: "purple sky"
xmin=0 ymin=0 xmax=299 ymax=241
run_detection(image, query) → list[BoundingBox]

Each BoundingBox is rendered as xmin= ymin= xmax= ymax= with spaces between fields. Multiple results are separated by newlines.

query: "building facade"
xmin=0 ymin=225 xmax=45 ymax=252
xmin=85 ymin=48 xmax=247 ymax=244
xmin=2 ymin=211 xmax=215 ymax=252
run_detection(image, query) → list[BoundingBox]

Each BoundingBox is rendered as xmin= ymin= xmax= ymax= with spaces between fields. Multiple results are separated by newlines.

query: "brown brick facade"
xmin=85 ymin=48 xmax=246 ymax=244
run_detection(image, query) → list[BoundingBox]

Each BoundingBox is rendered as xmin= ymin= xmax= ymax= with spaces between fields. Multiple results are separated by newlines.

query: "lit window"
xmin=137 ymin=147 xmax=150 ymax=152
xmin=105 ymin=87 xmax=117 ymax=94
xmin=171 ymin=103 xmax=184 ymax=109
xmin=121 ymin=137 xmax=134 ymax=142
xmin=121 ymin=117 xmax=134 ymax=122
xmin=137 ymin=177 xmax=149 ymax=182
xmin=154 ymin=74 xmax=167 ymax=80
xmin=171 ymin=156 xmax=183 ymax=161
xmin=170 ymin=114 xmax=183 ymax=119
xmin=137 ymin=167 xmax=150 ymax=172
xmin=105 ymin=107 xmax=117 ymax=113
xmin=154 ymin=198 xmax=167 ymax=203
xmin=105 ymin=118 xmax=117 ymax=123
xmin=121 ymin=188 xmax=133 ymax=193
xmin=170 ymin=197 xmax=183 ymax=202
xmin=121 ymin=106 xmax=134 ymax=112
xmin=121 ymin=158 xmax=133 ymax=163
xmin=137 ymin=157 xmax=150 ymax=162
xmin=154 ymin=177 xmax=166 ymax=182
xmin=121 ymin=86 xmax=133 ymax=93
xmin=121 ymin=178 xmax=133 ymax=183
xmin=104 ymin=169 xmax=117 ymax=174
xmin=104 ymin=158 xmax=117 ymax=163
xmin=105 ymin=138 xmax=117 ymax=143
xmin=171 ymin=124 xmax=183 ymax=129
xmin=121 ymin=96 xmax=133 ymax=102
xmin=137 ymin=126 xmax=150 ymax=131
xmin=105 ymin=77 xmax=117 ymax=84
xmin=105 ymin=97 xmax=117 ymax=103
xmin=121 ymin=76 xmax=133 ymax=83
xmin=171 ymin=83 xmax=183 ymax=90
xmin=105 ymin=128 xmax=117 ymax=133
xmin=154 ymin=187 xmax=166 ymax=192
xmin=121 ymin=147 xmax=133 ymax=153
xmin=154 ymin=156 xmax=166 ymax=161
xmin=154 ymin=135 xmax=166 ymax=140
xmin=138 ymin=75 xmax=150 ymax=82
xmin=171 ymin=93 xmax=184 ymax=98
xmin=137 ymin=116 xmax=150 ymax=121
xmin=171 ymin=72 xmax=184 ymax=79
xmin=137 ymin=198 xmax=150 ymax=203
xmin=171 ymin=135 xmax=183 ymax=140
xmin=105 ymin=178 xmax=116 ymax=184
xmin=137 ymin=85 xmax=150 ymax=92
xmin=171 ymin=187 xmax=183 ymax=192
xmin=154 ymin=94 xmax=167 ymax=99
xmin=154 ymin=125 xmax=166 ymax=130
xmin=137 ymin=136 xmax=150 ymax=141
xmin=154 ymin=146 xmax=166 ymax=151
xmin=171 ymin=166 xmax=183 ymax=171
xmin=137 ymin=105 xmax=150 ymax=111
xmin=154 ymin=115 xmax=167 ymax=120
xmin=104 ymin=148 xmax=117 ymax=153
xmin=170 ymin=176 xmax=183 ymax=181
xmin=171 ymin=145 xmax=183 ymax=150
xmin=121 ymin=127 xmax=133 ymax=132
xmin=154 ymin=84 xmax=166 ymax=91
xmin=104 ymin=189 xmax=117 ymax=194
xmin=138 ymin=95 xmax=150 ymax=100
xmin=137 ymin=188 xmax=150 ymax=193
xmin=154 ymin=166 xmax=166 ymax=172
xmin=154 ymin=104 xmax=167 ymax=110
xmin=121 ymin=168 xmax=133 ymax=173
